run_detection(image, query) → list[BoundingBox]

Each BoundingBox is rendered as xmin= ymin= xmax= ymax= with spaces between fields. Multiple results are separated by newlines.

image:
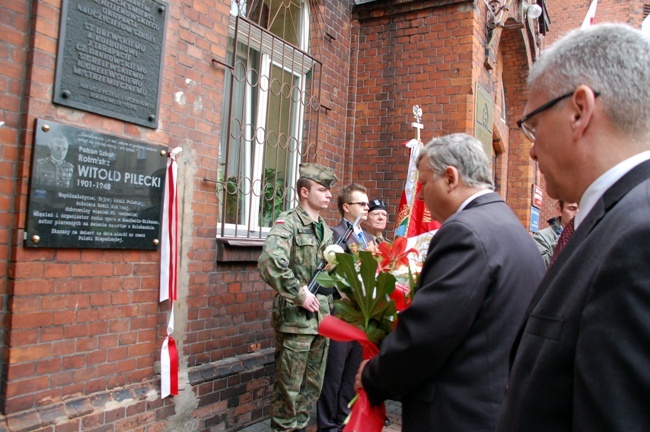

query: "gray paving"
xmin=237 ymin=399 xmax=402 ymax=431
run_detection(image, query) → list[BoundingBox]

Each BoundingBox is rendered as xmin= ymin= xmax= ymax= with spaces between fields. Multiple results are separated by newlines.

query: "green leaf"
xmin=315 ymin=271 xmax=338 ymax=288
xmin=334 ymin=299 xmax=364 ymax=320
xmin=365 ymin=322 xmax=388 ymax=344
xmin=375 ymin=271 xmax=396 ymax=298
xmin=323 ymin=249 xmax=406 ymax=345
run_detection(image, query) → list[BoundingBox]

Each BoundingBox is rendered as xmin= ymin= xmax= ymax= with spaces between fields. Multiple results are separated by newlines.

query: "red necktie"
xmin=549 ymin=217 xmax=575 ymax=267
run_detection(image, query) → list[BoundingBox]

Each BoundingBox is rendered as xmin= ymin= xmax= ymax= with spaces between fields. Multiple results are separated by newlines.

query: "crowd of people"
xmin=259 ymin=23 xmax=650 ymax=432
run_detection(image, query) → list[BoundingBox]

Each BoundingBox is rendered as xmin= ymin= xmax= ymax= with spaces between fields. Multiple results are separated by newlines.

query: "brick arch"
xmin=498 ymin=26 xmax=537 ymax=226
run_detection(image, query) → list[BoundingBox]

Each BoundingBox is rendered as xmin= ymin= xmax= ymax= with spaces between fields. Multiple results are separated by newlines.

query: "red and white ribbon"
xmin=161 ymin=303 xmax=178 ymax=397
xmin=160 ymin=147 xmax=182 ymax=398
xmin=160 ymin=147 xmax=181 ymax=303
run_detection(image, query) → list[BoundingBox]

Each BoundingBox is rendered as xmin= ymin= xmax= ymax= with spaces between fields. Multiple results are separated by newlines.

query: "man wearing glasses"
xmin=498 ymin=24 xmax=650 ymax=430
xmin=317 ymin=183 xmax=371 ymax=432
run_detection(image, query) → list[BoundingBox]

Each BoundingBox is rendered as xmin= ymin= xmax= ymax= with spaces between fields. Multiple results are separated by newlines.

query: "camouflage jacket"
xmin=258 ymin=205 xmax=333 ymax=334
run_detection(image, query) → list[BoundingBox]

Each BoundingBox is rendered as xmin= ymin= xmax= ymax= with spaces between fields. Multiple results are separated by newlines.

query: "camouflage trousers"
xmin=271 ymin=331 xmax=329 ymax=431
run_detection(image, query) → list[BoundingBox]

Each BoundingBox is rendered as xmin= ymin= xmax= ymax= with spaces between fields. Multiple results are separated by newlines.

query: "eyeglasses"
xmin=517 ymin=90 xmax=600 ymax=142
xmin=346 ymin=202 xmax=369 ymax=207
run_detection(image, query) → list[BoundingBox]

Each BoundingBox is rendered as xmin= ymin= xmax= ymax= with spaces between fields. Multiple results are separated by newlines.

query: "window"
xmin=218 ymin=0 xmax=322 ymax=238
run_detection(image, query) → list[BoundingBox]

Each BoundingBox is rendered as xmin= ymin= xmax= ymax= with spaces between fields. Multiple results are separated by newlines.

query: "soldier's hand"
xmin=300 ymin=286 xmax=320 ymax=313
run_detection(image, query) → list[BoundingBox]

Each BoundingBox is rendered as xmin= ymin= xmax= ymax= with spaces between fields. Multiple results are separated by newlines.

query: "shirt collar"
xmin=455 ymin=189 xmax=492 ymax=215
xmin=576 ymin=151 xmax=650 ymax=229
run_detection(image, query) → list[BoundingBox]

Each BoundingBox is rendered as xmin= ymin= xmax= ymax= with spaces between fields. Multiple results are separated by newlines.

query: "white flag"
xmin=581 ymin=0 xmax=598 ymax=29
xmin=642 ymin=14 xmax=650 ymax=36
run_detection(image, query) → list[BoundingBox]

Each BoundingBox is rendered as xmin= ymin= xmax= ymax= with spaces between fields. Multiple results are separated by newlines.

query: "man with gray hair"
xmin=497 ymin=24 xmax=650 ymax=430
xmin=355 ymin=133 xmax=544 ymax=431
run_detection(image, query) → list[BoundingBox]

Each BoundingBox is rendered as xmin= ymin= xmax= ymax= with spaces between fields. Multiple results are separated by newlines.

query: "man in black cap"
xmin=259 ymin=163 xmax=337 ymax=432
xmin=362 ymin=199 xmax=391 ymax=245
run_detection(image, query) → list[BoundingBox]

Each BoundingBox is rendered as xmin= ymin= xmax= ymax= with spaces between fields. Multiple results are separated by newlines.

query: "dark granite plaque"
xmin=53 ymin=0 xmax=167 ymax=128
xmin=26 ymin=119 xmax=168 ymax=250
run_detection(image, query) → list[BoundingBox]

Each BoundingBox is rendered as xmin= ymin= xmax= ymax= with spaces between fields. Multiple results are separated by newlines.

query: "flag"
xmin=581 ymin=0 xmax=598 ymax=29
xmin=643 ymin=14 xmax=650 ymax=36
xmin=160 ymin=147 xmax=182 ymax=398
xmin=395 ymin=139 xmax=440 ymax=261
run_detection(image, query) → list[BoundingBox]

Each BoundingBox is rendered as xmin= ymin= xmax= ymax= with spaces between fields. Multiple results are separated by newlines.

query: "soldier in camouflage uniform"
xmin=35 ymin=134 xmax=74 ymax=188
xmin=259 ymin=163 xmax=338 ymax=432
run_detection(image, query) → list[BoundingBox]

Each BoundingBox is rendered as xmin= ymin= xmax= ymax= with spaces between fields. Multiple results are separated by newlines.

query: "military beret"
xmin=368 ymin=199 xmax=387 ymax=213
xmin=299 ymin=163 xmax=337 ymax=189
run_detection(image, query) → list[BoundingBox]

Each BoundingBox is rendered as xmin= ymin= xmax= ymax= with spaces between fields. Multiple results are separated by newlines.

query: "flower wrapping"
xmin=317 ymin=238 xmax=420 ymax=432
xmin=319 ymin=315 xmax=384 ymax=432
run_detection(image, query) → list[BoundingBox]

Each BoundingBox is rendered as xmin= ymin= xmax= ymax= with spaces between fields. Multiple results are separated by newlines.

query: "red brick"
xmin=10 ymin=311 xmax=53 ymax=329
xmin=44 ymin=263 xmax=70 ymax=278
xmin=5 ymin=375 xmax=49 ymax=397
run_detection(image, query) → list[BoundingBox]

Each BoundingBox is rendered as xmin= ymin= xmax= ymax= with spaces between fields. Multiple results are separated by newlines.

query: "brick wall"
xmin=0 ymin=0 xmax=280 ymax=429
xmin=0 ymin=0 xmax=34 ymax=412
xmin=348 ymin=0 xmax=538 ymax=231
xmin=0 ymin=0 xmax=353 ymax=430
xmin=349 ymin=0 xmax=478 ymax=230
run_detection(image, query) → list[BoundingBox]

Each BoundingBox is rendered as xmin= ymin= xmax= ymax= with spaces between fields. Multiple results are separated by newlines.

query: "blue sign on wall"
xmin=530 ymin=206 xmax=540 ymax=232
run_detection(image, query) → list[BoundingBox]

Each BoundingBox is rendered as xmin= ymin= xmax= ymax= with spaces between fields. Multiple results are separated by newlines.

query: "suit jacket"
xmin=497 ymin=160 xmax=650 ymax=432
xmin=362 ymin=192 xmax=545 ymax=432
xmin=532 ymin=219 xmax=562 ymax=267
xmin=332 ymin=220 xmax=372 ymax=252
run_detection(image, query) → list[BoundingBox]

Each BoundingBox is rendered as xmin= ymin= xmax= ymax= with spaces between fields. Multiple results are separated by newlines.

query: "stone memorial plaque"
xmin=53 ymin=0 xmax=167 ymax=128
xmin=26 ymin=119 xmax=168 ymax=250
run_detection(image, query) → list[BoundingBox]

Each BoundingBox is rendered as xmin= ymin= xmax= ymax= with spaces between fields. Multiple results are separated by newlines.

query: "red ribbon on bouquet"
xmin=319 ymin=315 xmax=386 ymax=432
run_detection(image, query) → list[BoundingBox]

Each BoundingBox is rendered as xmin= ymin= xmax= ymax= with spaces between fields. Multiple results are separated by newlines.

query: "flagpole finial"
xmin=413 ymin=105 xmax=422 ymax=124
xmin=411 ymin=105 xmax=424 ymax=142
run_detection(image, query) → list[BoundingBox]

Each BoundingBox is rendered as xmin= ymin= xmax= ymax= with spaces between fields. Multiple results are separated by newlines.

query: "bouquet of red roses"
xmin=317 ymin=237 xmax=420 ymax=432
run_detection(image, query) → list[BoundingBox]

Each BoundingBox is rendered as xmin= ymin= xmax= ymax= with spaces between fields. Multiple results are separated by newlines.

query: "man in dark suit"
xmin=317 ymin=183 xmax=371 ymax=432
xmin=497 ymin=24 xmax=650 ymax=431
xmin=355 ymin=133 xmax=545 ymax=431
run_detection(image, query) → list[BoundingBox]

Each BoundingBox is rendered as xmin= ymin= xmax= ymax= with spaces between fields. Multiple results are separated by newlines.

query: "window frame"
xmin=218 ymin=1 xmax=321 ymax=239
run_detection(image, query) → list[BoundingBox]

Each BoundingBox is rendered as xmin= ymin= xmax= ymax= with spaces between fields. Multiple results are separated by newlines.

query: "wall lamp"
xmin=485 ymin=0 xmax=543 ymax=29
xmin=526 ymin=3 xmax=543 ymax=20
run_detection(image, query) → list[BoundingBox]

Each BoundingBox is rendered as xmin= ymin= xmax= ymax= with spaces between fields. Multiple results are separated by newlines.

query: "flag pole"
xmin=395 ymin=106 xmax=424 ymax=238
xmin=404 ymin=106 xmax=424 ymax=235
xmin=395 ymin=106 xmax=441 ymax=259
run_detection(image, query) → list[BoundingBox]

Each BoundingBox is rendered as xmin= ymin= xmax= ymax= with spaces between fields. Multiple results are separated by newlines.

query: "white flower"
xmin=390 ymin=261 xmax=423 ymax=284
xmin=323 ymin=244 xmax=345 ymax=267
